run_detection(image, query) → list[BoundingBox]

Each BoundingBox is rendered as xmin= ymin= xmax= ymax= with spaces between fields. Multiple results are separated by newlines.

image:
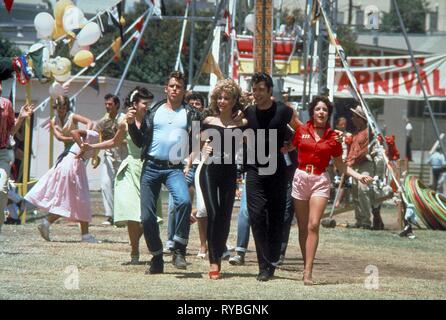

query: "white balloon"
xmin=69 ymin=40 xmax=90 ymax=57
xmin=244 ymin=13 xmax=255 ymax=33
xmin=34 ymin=12 xmax=55 ymax=39
xmin=77 ymin=22 xmax=101 ymax=46
xmin=49 ymin=82 xmax=65 ymax=98
xmin=69 ymin=40 xmax=81 ymax=57
xmin=62 ymin=6 xmax=85 ymax=33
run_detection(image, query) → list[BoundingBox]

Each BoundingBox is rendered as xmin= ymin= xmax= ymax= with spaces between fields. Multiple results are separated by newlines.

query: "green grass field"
xmin=1 ymin=202 xmax=445 ymax=300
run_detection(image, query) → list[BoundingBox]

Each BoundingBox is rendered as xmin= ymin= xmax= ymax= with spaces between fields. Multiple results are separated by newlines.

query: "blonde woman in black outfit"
xmin=197 ymin=79 xmax=248 ymax=280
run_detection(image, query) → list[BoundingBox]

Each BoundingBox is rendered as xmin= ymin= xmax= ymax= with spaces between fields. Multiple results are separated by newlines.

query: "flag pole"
xmin=392 ymin=0 xmax=445 ymax=157
xmin=114 ymin=7 xmax=154 ymax=96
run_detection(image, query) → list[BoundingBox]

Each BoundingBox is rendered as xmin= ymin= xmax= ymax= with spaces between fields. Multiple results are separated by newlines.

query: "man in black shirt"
xmin=243 ymin=72 xmax=300 ymax=281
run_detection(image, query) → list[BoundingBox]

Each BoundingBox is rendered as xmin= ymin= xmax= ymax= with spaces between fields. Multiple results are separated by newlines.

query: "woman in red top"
xmin=291 ymin=96 xmax=372 ymax=285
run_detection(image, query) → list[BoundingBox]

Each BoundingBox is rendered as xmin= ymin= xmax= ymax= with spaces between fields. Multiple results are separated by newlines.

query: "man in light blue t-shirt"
xmin=127 ymin=71 xmax=201 ymax=274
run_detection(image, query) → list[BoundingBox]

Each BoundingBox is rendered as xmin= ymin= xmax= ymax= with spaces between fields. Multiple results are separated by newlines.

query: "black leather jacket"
xmin=128 ymin=99 xmax=202 ymax=161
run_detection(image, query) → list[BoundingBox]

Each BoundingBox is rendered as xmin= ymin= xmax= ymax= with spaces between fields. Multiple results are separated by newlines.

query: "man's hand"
xmin=189 ymin=210 xmax=198 ymax=224
xmin=359 ymin=174 xmax=373 ymax=185
xmin=75 ymin=150 xmax=85 ymax=160
xmin=126 ymin=107 xmax=136 ymax=124
xmin=19 ymin=104 xmax=35 ymax=119
xmin=232 ymin=110 xmax=244 ymax=122
xmin=334 ymin=130 xmax=344 ymax=143
xmin=81 ymin=143 xmax=92 ymax=153
xmin=92 ymin=156 xmax=101 ymax=169
xmin=183 ymin=164 xmax=190 ymax=177
xmin=280 ymin=141 xmax=295 ymax=154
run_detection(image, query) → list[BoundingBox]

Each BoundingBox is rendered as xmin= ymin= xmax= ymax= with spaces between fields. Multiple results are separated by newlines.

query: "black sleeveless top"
xmin=243 ymin=101 xmax=293 ymax=170
xmin=201 ymin=123 xmax=248 ymax=164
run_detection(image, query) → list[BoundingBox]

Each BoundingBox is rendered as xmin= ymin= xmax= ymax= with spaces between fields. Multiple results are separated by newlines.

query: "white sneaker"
xmin=221 ymin=250 xmax=231 ymax=260
xmin=38 ymin=222 xmax=50 ymax=241
xmin=101 ymin=217 xmax=113 ymax=226
xmin=81 ymin=234 xmax=99 ymax=243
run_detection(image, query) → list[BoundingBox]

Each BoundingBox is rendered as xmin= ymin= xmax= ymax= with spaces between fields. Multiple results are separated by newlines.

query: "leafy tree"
xmin=0 ymin=34 xmax=21 ymax=57
xmin=336 ymin=25 xmax=359 ymax=57
xmin=381 ymin=0 xmax=428 ymax=33
xmin=85 ymin=2 xmax=214 ymax=85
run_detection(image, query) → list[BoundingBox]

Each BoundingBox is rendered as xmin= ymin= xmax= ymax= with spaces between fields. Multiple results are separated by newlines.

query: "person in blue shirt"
xmin=427 ymin=146 xmax=446 ymax=192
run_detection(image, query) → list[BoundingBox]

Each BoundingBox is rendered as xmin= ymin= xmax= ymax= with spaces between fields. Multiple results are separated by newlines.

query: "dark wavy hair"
xmin=124 ymin=86 xmax=154 ymax=109
xmin=250 ymin=72 xmax=274 ymax=90
xmin=55 ymin=95 xmax=71 ymax=111
xmin=104 ymin=93 xmax=120 ymax=109
xmin=308 ymin=95 xmax=334 ymax=119
xmin=166 ymin=70 xmax=187 ymax=89
xmin=185 ymin=91 xmax=205 ymax=107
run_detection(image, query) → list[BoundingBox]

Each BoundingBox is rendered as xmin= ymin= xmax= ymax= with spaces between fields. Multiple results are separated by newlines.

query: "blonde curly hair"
xmin=207 ymin=79 xmax=245 ymax=116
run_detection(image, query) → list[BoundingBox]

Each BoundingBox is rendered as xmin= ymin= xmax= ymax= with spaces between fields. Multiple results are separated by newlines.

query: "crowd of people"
xmin=3 ymin=70 xmax=404 ymax=286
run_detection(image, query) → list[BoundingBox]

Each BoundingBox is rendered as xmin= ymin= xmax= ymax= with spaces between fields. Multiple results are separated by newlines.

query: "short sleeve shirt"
xmin=96 ymin=112 xmax=125 ymax=141
xmin=292 ymin=121 xmax=342 ymax=172
xmin=96 ymin=112 xmax=128 ymax=162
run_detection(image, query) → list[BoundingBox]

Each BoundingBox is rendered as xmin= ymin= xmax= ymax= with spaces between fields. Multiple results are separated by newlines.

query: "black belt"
xmin=145 ymin=155 xmax=183 ymax=169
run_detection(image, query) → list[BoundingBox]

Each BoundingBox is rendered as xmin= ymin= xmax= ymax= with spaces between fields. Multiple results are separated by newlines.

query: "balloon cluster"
xmin=32 ymin=0 xmax=102 ymax=97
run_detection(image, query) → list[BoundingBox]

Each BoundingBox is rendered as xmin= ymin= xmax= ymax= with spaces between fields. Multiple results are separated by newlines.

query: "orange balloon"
xmin=73 ymin=50 xmax=94 ymax=67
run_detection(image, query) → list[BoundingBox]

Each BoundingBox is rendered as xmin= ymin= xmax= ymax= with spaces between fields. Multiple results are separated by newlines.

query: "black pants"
xmin=281 ymin=169 xmax=295 ymax=256
xmin=199 ymin=163 xmax=237 ymax=264
xmin=246 ymin=167 xmax=287 ymax=272
xmin=432 ymin=167 xmax=446 ymax=191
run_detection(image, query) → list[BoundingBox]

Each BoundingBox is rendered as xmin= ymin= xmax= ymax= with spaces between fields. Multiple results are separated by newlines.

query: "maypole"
xmin=392 ymin=0 xmax=446 ymax=158
xmin=190 ymin=0 xmax=226 ymax=89
xmin=174 ymin=1 xmax=190 ymax=73
xmin=228 ymin=0 xmax=237 ymax=80
xmin=20 ymin=83 xmax=32 ymax=224
xmin=49 ymin=97 xmax=54 ymax=168
xmin=317 ymin=0 xmax=408 ymax=206
xmin=114 ymin=6 xmax=155 ymax=95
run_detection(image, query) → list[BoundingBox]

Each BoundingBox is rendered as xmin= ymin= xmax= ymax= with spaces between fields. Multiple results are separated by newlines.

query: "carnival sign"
xmin=334 ymin=55 xmax=446 ymax=100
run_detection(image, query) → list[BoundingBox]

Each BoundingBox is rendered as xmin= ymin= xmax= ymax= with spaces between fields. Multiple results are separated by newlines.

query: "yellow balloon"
xmin=54 ymin=0 xmax=74 ymax=26
xmin=73 ymin=50 xmax=94 ymax=67
xmin=52 ymin=22 xmax=66 ymax=39
xmin=50 ymin=57 xmax=71 ymax=76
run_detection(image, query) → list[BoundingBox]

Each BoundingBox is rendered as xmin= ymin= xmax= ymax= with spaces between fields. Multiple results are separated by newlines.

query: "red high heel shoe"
xmin=208 ymin=270 xmax=221 ymax=280
xmin=209 ymin=260 xmax=222 ymax=279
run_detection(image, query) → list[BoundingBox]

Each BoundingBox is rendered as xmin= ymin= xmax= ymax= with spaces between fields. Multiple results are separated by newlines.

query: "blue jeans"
xmin=140 ymin=161 xmax=192 ymax=256
xmin=235 ymin=182 xmax=250 ymax=253
xmin=166 ymin=164 xmax=197 ymax=249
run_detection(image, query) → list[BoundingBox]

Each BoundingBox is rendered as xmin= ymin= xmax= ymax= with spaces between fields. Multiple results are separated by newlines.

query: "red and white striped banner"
xmin=334 ymin=54 xmax=446 ymax=100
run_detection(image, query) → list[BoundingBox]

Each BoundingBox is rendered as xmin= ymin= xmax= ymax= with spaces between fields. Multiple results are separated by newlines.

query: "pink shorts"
xmin=291 ymin=169 xmax=331 ymax=200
